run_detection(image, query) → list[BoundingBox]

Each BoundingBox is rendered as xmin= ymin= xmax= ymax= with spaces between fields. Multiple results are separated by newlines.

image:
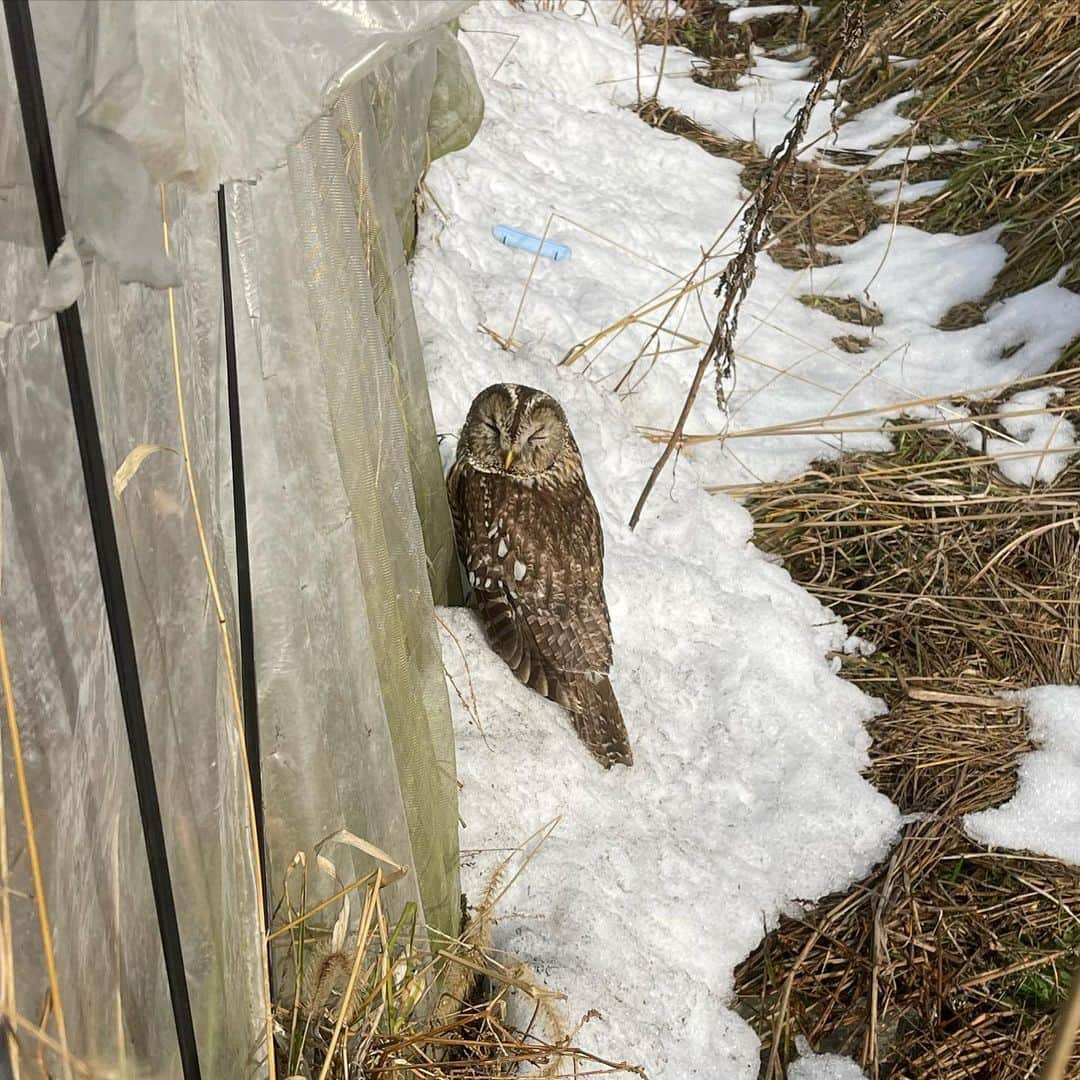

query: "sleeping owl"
xmin=447 ymin=383 xmax=633 ymax=769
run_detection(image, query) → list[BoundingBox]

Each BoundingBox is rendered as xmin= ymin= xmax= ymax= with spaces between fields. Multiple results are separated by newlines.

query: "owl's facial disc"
xmin=508 ymin=404 xmax=566 ymax=476
xmin=461 ymin=385 xmax=569 ymax=477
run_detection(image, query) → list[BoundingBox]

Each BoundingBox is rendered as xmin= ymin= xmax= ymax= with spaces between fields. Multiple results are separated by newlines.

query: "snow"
xmin=636 ymin=42 xmax=840 ymax=156
xmin=816 ymin=224 xmax=1005 ymax=326
xmin=831 ymin=91 xmax=920 ymax=151
xmin=728 ymin=5 xmax=820 ymax=25
xmin=869 ymin=177 xmax=949 ymax=205
xmin=835 ymin=139 xmax=981 ymax=171
xmin=408 ymin=2 xmax=1080 ymax=1075
xmin=966 ymin=688 xmax=1080 ymax=865
xmin=789 ymin=1039 xmax=869 ymax=1079
xmin=961 ymin=386 xmax=1080 ymax=485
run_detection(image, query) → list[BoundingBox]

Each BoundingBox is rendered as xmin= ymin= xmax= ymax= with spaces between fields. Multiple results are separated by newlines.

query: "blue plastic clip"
xmin=492 ymin=225 xmax=572 ymax=261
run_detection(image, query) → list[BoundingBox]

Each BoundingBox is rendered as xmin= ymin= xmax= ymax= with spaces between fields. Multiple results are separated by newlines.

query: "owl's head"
xmin=458 ymin=384 xmax=576 ymax=479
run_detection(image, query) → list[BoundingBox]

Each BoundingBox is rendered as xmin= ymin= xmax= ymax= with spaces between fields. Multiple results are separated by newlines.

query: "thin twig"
xmin=629 ymin=0 xmax=868 ymax=530
xmin=0 ymin=604 xmax=70 ymax=1080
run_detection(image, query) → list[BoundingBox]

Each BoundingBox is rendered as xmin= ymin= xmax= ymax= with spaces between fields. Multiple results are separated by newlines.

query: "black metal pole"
xmin=216 ymin=186 xmax=269 ymax=932
xmin=2 ymin=3 xmax=203 ymax=1077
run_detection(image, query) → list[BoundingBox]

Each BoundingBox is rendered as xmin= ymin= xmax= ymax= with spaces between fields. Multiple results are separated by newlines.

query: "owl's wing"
xmin=450 ymin=462 xmax=612 ymax=675
xmin=447 ymin=455 xmax=470 ymax=567
xmin=449 ymin=459 xmax=631 ymax=768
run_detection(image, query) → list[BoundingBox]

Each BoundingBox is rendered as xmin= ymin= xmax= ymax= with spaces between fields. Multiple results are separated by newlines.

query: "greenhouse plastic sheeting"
xmin=0 ymin=1 xmax=479 ymax=1075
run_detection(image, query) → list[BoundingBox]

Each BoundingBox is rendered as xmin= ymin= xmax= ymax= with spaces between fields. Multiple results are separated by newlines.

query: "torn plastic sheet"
xmin=0 ymin=231 xmax=82 ymax=337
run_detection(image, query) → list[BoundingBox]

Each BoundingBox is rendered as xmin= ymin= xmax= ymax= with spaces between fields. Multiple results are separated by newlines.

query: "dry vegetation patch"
xmin=639 ymin=0 xmax=754 ymax=91
xmin=633 ymin=2 xmax=885 ymax=271
xmin=272 ymin=833 xmax=644 ymax=1078
xmin=745 ymin=156 xmax=882 ymax=270
xmin=812 ymin=0 xmax=1080 ymax=298
xmin=832 ymin=334 xmax=872 ymax=354
xmin=798 ymin=294 xmax=882 ymax=326
xmin=632 ymin=99 xmax=760 ymax=164
xmin=732 ymin=373 xmax=1080 ymax=1077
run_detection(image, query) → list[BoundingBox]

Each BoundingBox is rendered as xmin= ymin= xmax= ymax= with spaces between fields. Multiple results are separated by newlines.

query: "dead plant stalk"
xmin=628 ymin=0 xmax=868 ymax=530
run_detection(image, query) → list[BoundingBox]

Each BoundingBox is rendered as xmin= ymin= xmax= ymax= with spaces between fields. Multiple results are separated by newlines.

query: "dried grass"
xmin=833 ymin=334 xmax=871 ymax=354
xmin=936 ymin=301 xmax=986 ymax=332
xmin=736 ymin=818 xmax=1080 ymax=1080
xmin=731 ymin=370 xmax=1080 ymax=1077
xmin=632 ymin=100 xmax=759 ymax=164
xmin=639 ymin=0 xmax=753 ymax=91
xmin=798 ymin=294 xmax=882 ymax=327
xmin=742 ymin=157 xmax=881 ymax=270
xmin=272 ymin=825 xmax=645 ymax=1079
xmin=811 ymin=0 xmax=1080 ymax=297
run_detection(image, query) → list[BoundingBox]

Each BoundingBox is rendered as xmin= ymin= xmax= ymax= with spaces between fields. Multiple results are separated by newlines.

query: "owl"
xmin=447 ymin=384 xmax=633 ymax=769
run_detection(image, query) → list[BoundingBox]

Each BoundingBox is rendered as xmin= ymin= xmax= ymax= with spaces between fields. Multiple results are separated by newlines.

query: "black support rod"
xmin=216 ymin=186 xmax=269 ymax=930
xmin=3 ymin=3 xmax=202 ymax=1077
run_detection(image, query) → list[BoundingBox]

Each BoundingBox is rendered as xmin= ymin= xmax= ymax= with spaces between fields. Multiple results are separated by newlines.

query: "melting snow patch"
xmin=963 ymin=386 xmax=1079 ymax=485
xmin=817 ymin=224 xmax=1005 ymax=327
xmin=728 ymin=4 xmax=820 ymax=24
xmin=830 ymin=139 xmax=981 ymax=171
xmin=830 ymin=90 xmax=919 ymax=151
xmin=869 ymin=177 xmax=949 ymax=205
xmin=966 ymin=687 xmax=1080 ymax=865
xmin=789 ymin=1039 xmax=869 ymax=1079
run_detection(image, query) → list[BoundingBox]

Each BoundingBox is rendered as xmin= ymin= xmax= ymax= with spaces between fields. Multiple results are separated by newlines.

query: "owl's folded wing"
xmin=448 ymin=461 xmax=613 ymax=676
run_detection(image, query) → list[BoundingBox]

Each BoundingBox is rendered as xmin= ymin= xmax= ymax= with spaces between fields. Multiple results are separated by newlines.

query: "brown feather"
xmin=447 ymin=385 xmax=633 ymax=769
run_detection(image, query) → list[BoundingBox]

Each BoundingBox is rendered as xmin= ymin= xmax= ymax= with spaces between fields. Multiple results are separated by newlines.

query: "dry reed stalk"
xmin=0 ymin=496 xmax=17 ymax=1079
xmin=274 ymin=822 xmax=643 ymax=1079
xmin=1041 ymin=965 xmax=1080 ymax=1079
xmin=0 ymin=1006 xmax=106 ymax=1079
xmin=641 ymin=364 xmax=1080 ymax=453
xmin=0 ymin=605 xmax=70 ymax=1080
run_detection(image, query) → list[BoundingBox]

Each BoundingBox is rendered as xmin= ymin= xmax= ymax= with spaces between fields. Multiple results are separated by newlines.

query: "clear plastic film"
xmin=1 ymin=155 xmax=263 ymax=1079
xmin=0 ymin=1 xmax=482 ymax=1075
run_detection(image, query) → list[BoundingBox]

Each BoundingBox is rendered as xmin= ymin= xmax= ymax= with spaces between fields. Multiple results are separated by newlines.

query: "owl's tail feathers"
xmin=567 ymin=673 xmax=633 ymax=770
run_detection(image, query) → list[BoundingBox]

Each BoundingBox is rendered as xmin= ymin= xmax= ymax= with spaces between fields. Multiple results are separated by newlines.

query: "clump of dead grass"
xmin=272 ymin=826 xmax=644 ymax=1078
xmin=731 ymin=370 xmax=1080 ymax=1077
xmin=639 ymin=0 xmax=753 ymax=91
xmin=799 ymin=294 xmax=882 ymax=326
xmin=936 ymin=301 xmax=986 ymax=331
xmin=632 ymin=100 xmax=759 ymax=163
xmin=832 ymin=334 xmax=871 ymax=354
xmin=743 ymin=156 xmax=882 ymax=270
xmin=737 ymin=817 xmax=1080 ymax=1080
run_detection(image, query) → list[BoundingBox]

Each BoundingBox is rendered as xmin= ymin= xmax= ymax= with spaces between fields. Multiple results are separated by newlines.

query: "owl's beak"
xmin=503 ymin=448 xmax=515 ymax=470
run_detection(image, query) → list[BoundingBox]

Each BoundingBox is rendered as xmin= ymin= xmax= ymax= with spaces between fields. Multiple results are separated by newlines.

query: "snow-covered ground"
xmin=789 ymin=1038 xmax=869 ymax=1080
xmin=966 ymin=687 xmax=1080 ymax=865
xmin=409 ymin=3 xmax=1080 ymax=1075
